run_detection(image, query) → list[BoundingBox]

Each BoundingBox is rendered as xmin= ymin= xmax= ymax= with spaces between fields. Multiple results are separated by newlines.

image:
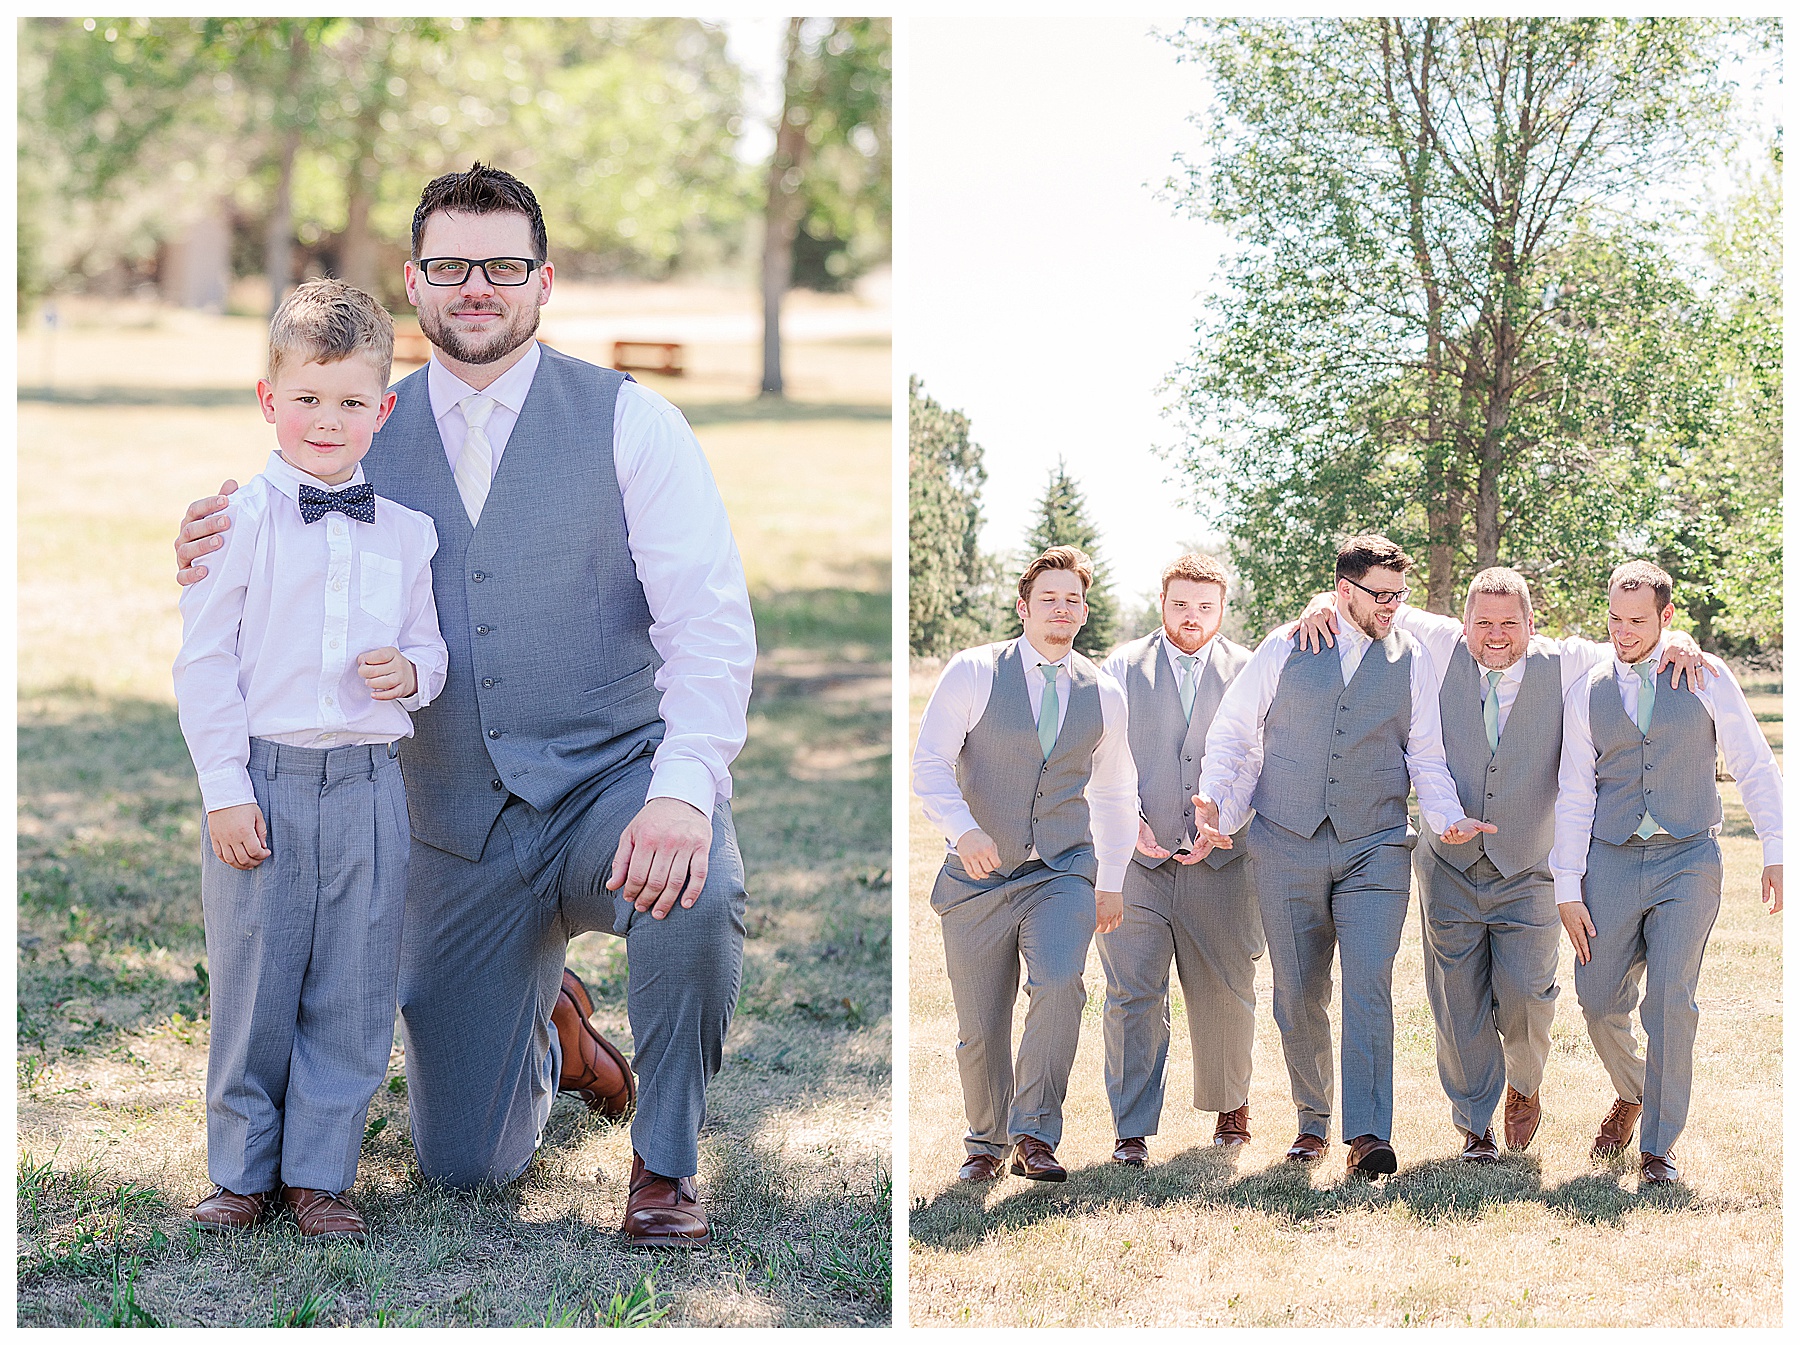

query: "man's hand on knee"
xmin=607 ymin=796 xmax=713 ymax=919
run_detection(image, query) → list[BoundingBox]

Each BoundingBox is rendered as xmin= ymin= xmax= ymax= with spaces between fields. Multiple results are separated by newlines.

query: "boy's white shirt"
xmin=174 ymin=451 xmax=449 ymax=812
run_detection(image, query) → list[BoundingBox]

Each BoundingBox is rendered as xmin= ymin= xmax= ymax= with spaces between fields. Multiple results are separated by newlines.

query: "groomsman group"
xmin=914 ymin=536 xmax=1781 ymax=1188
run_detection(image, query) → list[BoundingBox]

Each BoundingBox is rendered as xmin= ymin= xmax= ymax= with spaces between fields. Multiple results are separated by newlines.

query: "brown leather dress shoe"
xmin=1458 ymin=1129 xmax=1500 ymax=1164
xmin=1285 ymin=1133 xmax=1327 ymax=1163
xmin=1008 ymin=1136 xmax=1067 ymax=1182
xmin=282 ymin=1187 xmax=367 ymax=1241
xmin=1346 ymin=1134 xmax=1398 ymax=1178
xmin=1503 ymin=1086 xmax=1542 ymax=1151
xmin=190 ymin=1185 xmax=275 ymax=1233
xmin=1112 ymin=1136 xmax=1148 ymax=1167
xmin=957 ymin=1153 xmax=1003 ymax=1182
xmin=622 ymin=1152 xmax=711 ymax=1248
xmin=553 ymin=968 xmax=635 ymax=1119
xmin=1591 ymin=1097 xmax=1642 ymax=1159
xmin=1639 ymin=1152 xmax=1679 ymax=1185
xmin=1214 ymin=1104 xmax=1252 ymax=1147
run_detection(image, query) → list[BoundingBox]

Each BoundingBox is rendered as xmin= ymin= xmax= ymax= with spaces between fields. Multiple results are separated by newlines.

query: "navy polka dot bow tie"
xmin=297 ymin=481 xmax=376 ymax=525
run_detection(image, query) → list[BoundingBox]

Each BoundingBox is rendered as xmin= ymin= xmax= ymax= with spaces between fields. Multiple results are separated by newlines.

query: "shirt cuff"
xmin=1096 ymin=861 xmax=1127 ymax=893
xmin=1553 ymin=873 xmax=1585 ymax=905
xmin=1761 ymin=838 xmax=1782 ymax=868
xmin=647 ymin=758 xmax=720 ymax=816
xmin=198 ymin=767 xmax=255 ymax=813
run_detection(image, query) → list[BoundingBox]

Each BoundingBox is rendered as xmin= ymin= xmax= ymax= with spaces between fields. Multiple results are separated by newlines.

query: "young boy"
xmin=173 ymin=278 xmax=447 ymax=1240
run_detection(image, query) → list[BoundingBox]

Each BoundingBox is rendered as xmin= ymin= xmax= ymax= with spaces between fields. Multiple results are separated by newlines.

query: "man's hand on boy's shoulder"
xmin=175 ymin=479 xmax=238 ymax=585
xmin=208 ymin=802 xmax=270 ymax=870
xmin=358 ymin=648 xmax=417 ymax=701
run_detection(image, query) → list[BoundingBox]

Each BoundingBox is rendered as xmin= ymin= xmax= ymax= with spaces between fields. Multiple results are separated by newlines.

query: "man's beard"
xmin=419 ymin=298 xmax=540 ymax=366
xmin=1163 ymin=622 xmax=1212 ymax=654
xmin=1347 ymin=604 xmax=1387 ymax=640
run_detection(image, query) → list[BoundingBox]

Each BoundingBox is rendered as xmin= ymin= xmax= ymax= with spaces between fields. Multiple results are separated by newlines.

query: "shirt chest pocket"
xmin=359 ymin=552 xmax=404 ymax=631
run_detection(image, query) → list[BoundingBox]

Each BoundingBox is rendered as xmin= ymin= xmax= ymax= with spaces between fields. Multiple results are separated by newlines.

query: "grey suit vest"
xmin=955 ymin=640 xmax=1104 ymax=883
xmin=1426 ymin=638 xmax=1563 ymax=878
xmin=1588 ymin=665 xmax=1721 ymax=845
xmin=363 ymin=346 xmax=664 ymax=860
xmin=1117 ymin=634 xmax=1252 ymax=871
xmin=1251 ymin=631 xmax=1415 ymax=842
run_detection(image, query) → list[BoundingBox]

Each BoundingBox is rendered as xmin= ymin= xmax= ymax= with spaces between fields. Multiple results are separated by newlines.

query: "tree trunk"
xmin=264 ymin=27 xmax=309 ymax=315
xmin=760 ymin=18 xmax=810 ymax=397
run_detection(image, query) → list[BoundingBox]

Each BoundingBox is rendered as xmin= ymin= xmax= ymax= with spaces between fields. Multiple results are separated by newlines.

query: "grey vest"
xmin=363 ymin=346 xmax=664 ymax=860
xmin=1426 ymin=638 xmax=1563 ymax=878
xmin=1588 ymin=664 xmax=1721 ymax=846
xmin=955 ymin=640 xmax=1104 ymax=883
xmin=1251 ymin=631 xmax=1415 ymax=842
xmin=1116 ymin=634 xmax=1252 ymax=871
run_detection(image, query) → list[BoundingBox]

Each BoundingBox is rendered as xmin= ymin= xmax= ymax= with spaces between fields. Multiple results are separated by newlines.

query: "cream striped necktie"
xmin=453 ymin=392 xmax=497 ymax=525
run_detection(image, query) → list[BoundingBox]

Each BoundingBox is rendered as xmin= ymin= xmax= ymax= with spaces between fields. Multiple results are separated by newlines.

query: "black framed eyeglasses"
xmin=417 ymin=257 xmax=541 ymax=286
xmin=1343 ymin=576 xmax=1410 ymax=606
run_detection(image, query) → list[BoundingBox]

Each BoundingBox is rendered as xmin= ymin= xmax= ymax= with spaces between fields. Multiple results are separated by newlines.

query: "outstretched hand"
xmin=1439 ymin=817 xmax=1498 ymax=846
xmin=607 ymin=797 xmax=713 ymax=919
xmin=1134 ymin=818 xmax=1170 ymax=860
xmin=1189 ymin=794 xmax=1233 ymax=851
xmin=175 ymin=480 xmax=238 ymax=585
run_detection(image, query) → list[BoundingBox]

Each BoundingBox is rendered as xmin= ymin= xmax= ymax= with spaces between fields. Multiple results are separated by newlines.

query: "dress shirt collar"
xmin=261 ymin=449 xmax=366 ymax=501
xmin=1613 ymin=635 xmax=1669 ymax=680
xmin=427 ymin=338 xmax=542 ymax=424
xmin=1020 ymin=637 xmax=1073 ymax=671
xmin=1160 ymin=630 xmax=1215 ymax=674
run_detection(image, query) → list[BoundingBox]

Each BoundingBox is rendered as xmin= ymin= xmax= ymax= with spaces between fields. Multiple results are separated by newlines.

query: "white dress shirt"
xmin=912 ymin=637 xmax=1140 ymax=891
xmin=174 ymin=452 xmax=449 ymax=813
xmin=427 ymin=346 xmax=756 ymax=812
xmin=1196 ymin=608 xmax=1472 ymax=838
xmin=1550 ymin=635 xmax=1783 ymax=903
xmin=1392 ymin=603 xmax=1614 ymax=735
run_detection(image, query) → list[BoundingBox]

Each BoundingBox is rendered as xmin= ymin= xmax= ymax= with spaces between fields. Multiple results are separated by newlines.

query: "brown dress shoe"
xmin=1458 ymin=1129 xmax=1500 ymax=1164
xmin=1346 ymin=1134 xmax=1398 ymax=1178
xmin=553 ymin=968 xmax=635 ymax=1119
xmin=282 ymin=1187 xmax=367 ymax=1241
xmin=1503 ymin=1086 xmax=1541 ymax=1151
xmin=1112 ymin=1136 xmax=1148 ymax=1167
xmin=1008 ymin=1136 xmax=1067 ymax=1182
xmin=190 ymin=1185 xmax=274 ymax=1233
xmin=1285 ymin=1133 xmax=1327 ymax=1163
xmin=957 ymin=1153 xmax=1003 ymax=1182
xmin=1591 ymin=1097 xmax=1642 ymax=1159
xmin=1639 ymin=1152 xmax=1679 ymax=1185
xmin=1213 ymin=1104 xmax=1252 ymax=1147
xmin=622 ymin=1152 xmax=711 ymax=1248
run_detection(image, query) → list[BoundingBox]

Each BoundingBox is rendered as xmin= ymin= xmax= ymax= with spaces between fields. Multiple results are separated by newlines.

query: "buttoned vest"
xmin=1116 ymin=634 xmax=1252 ymax=871
xmin=1587 ymin=664 xmax=1721 ymax=846
xmin=363 ymin=347 xmax=664 ymax=860
xmin=1426 ymin=638 xmax=1564 ymax=878
xmin=1251 ymin=631 xmax=1415 ymax=842
xmin=955 ymin=640 xmax=1104 ymax=883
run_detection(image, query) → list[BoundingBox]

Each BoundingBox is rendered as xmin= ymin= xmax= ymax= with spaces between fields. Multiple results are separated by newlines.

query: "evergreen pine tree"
xmin=1019 ymin=460 xmax=1118 ymax=655
xmin=908 ymin=377 xmax=1006 ymax=656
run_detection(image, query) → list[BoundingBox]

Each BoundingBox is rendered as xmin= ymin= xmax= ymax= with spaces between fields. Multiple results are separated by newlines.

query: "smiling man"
xmin=913 ymin=545 xmax=1138 ymax=1183
xmin=1551 ymin=560 xmax=1782 ymax=1185
xmin=175 ymin=164 xmax=755 ymax=1247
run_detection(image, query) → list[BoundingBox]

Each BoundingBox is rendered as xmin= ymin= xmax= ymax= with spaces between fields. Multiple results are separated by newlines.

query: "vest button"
xmin=488 ymin=729 xmax=502 ymax=739
xmin=476 ymin=625 xmax=490 ymax=635
xmin=1336 ymin=728 xmax=1344 ymax=734
xmin=491 ymin=779 xmax=503 ymax=791
xmin=1487 ymin=793 xmax=1494 ymax=799
xmin=1644 ymin=763 xmax=1654 ymax=770
xmin=1332 ymin=753 xmax=1340 ymax=760
xmin=1329 ymin=778 xmax=1337 ymax=784
xmin=482 ymin=679 xmax=495 ymax=688
xmin=472 ymin=571 xmax=485 ymax=582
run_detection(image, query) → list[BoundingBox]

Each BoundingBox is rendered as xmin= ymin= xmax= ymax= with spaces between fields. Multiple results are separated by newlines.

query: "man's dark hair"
xmin=1335 ymin=533 xmax=1413 ymax=583
xmin=1017 ymin=545 xmax=1094 ymax=604
xmin=1609 ymin=559 xmax=1674 ymax=612
xmin=411 ymin=162 xmax=548 ymax=262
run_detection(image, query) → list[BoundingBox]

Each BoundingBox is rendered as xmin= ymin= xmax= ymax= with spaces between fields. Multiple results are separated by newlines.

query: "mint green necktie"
xmin=1037 ymin=663 xmax=1060 ymax=758
xmin=1483 ymin=669 xmax=1503 ymax=752
xmin=1176 ymin=653 xmax=1199 ymax=723
xmin=1633 ymin=660 xmax=1660 ymax=838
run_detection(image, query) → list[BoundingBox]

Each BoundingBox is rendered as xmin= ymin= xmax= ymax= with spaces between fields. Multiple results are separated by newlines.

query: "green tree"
xmin=1020 ymin=461 xmax=1119 ymax=656
xmin=909 ymin=377 xmax=1004 ymax=657
xmin=1166 ymin=18 xmax=1747 ymax=631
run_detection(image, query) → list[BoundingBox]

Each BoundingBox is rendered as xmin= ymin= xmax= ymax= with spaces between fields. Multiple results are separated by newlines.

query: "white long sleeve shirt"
xmin=912 ymin=637 xmax=1140 ymax=892
xmin=1196 ymin=609 xmax=1472 ymax=838
xmin=1390 ymin=603 xmax=1616 ymax=734
xmin=427 ymin=345 xmax=755 ymax=811
xmin=174 ymin=452 xmax=448 ymax=812
xmin=1550 ymin=636 xmax=1783 ymax=903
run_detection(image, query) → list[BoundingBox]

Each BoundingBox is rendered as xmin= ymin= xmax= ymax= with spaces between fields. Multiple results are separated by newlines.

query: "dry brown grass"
xmin=16 ymin=295 xmax=893 ymax=1326
xmin=907 ymin=667 xmax=1781 ymax=1327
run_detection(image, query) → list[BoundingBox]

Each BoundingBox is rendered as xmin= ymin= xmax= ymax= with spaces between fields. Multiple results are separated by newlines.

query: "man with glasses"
xmin=1193 ymin=534 xmax=1487 ymax=1177
xmin=174 ymin=163 xmax=753 ymax=1247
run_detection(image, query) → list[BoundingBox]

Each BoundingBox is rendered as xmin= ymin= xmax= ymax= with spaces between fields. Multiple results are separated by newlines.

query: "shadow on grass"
xmin=910 ymin=1146 xmax=1701 ymax=1252
xmin=17 ymin=584 xmax=892 ymax=1327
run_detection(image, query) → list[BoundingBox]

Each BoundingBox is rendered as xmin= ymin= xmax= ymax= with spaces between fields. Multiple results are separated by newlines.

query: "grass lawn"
xmin=907 ymin=666 xmax=1781 ymax=1328
xmin=15 ymin=306 xmax=893 ymax=1327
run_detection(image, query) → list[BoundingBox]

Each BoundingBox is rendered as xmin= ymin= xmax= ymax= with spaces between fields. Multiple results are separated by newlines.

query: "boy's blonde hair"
xmin=268 ymin=278 xmax=395 ymax=384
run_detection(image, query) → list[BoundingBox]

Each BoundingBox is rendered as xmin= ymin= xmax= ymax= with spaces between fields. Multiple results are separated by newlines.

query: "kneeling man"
xmin=913 ymin=546 xmax=1137 ymax=1182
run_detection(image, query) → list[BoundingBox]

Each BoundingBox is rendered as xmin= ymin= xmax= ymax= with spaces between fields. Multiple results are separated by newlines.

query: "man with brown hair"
xmin=1194 ymin=534 xmax=1487 ymax=1177
xmin=1097 ymin=553 xmax=1260 ymax=1166
xmin=1552 ymin=560 xmax=1782 ymax=1184
xmin=913 ymin=545 xmax=1138 ymax=1182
